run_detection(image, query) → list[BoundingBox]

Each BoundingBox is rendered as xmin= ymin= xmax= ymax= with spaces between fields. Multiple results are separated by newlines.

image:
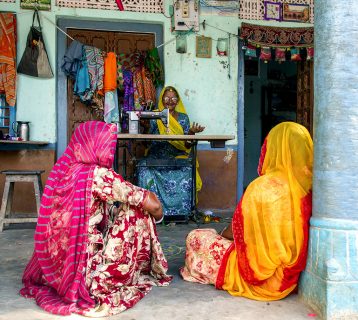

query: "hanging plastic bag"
xmin=17 ymin=10 xmax=53 ymax=78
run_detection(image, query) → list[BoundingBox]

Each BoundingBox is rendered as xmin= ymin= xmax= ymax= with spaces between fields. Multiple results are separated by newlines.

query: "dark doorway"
xmin=244 ymin=58 xmax=314 ymax=187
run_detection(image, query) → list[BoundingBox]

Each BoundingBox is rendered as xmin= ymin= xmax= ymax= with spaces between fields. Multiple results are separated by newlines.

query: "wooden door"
xmin=296 ymin=61 xmax=314 ymax=135
xmin=66 ymin=29 xmax=155 ymax=142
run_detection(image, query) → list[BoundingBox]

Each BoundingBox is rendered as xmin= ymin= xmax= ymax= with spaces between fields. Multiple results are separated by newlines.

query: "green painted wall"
xmin=0 ymin=1 xmax=312 ymax=145
xmin=0 ymin=2 xmax=238 ymax=143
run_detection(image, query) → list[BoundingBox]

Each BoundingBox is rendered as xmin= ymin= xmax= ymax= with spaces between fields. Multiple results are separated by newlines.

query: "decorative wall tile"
xmin=56 ymin=0 xmax=163 ymax=13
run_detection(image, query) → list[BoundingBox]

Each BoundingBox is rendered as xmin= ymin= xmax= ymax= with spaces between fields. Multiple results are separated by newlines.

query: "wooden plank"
xmin=0 ymin=140 xmax=49 ymax=145
xmin=117 ymin=134 xmax=235 ymax=141
xmin=2 ymin=218 xmax=37 ymax=223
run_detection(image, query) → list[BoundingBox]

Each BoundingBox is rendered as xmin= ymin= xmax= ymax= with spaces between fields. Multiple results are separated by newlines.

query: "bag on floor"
xmin=17 ymin=10 xmax=53 ymax=78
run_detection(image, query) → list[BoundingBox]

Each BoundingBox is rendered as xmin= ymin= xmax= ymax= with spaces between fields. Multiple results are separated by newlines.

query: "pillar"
xmin=299 ymin=1 xmax=358 ymax=319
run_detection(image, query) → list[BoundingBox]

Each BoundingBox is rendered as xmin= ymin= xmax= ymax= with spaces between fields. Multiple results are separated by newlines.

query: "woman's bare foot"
xmin=83 ymin=304 xmax=110 ymax=318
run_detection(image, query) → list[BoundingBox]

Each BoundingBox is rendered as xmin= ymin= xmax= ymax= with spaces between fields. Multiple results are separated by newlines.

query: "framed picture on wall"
xmin=196 ymin=36 xmax=212 ymax=58
xmin=264 ymin=1 xmax=282 ymax=21
xmin=282 ymin=3 xmax=310 ymax=22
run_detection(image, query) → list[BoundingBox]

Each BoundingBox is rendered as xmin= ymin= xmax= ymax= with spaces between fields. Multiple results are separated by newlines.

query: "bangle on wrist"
xmin=219 ymin=227 xmax=226 ymax=236
xmin=155 ymin=215 xmax=164 ymax=224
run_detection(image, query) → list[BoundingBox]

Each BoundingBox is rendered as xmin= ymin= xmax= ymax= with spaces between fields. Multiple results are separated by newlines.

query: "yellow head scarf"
xmin=156 ymin=86 xmax=202 ymax=194
xmin=261 ymin=121 xmax=313 ymax=197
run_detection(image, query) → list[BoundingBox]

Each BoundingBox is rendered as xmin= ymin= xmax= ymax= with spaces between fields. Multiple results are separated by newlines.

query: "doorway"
xmin=56 ymin=19 xmax=163 ymax=159
xmin=65 ymin=28 xmax=155 ymax=142
xmin=243 ymin=58 xmax=314 ymax=188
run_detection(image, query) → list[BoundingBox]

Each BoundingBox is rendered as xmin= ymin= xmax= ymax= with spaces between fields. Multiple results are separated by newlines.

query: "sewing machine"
xmin=127 ymin=109 xmax=170 ymax=134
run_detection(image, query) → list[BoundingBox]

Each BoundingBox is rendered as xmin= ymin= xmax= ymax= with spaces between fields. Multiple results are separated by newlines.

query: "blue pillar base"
xmin=299 ymin=217 xmax=358 ymax=319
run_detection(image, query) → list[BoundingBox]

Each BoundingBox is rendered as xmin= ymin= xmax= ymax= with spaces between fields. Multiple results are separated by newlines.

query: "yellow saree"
xmin=156 ymin=87 xmax=202 ymax=194
xmin=216 ymin=122 xmax=313 ymax=300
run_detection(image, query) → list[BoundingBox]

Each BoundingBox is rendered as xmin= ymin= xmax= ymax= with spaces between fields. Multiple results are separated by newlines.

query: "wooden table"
xmin=116 ymin=134 xmax=235 ymax=222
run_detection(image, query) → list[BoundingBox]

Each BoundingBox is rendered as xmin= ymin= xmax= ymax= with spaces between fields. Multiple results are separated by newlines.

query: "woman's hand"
xmin=220 ymin=222 xmax=233 ymax=240
xmin=189 ymin=122 xmax=205 ymax=134
xmin=143 ymin=191 xmax=163 ymax=221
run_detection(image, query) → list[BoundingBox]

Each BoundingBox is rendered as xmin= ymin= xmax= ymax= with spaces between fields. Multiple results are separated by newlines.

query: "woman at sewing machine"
xmin=137 ymin=86 xmax=205 ymax=221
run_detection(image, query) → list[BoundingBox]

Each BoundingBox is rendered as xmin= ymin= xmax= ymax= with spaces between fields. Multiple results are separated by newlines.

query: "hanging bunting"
xmin=306 ymin=47 xmax=314 ymax=60
xmin=245 ymin=44 xmax=257 ymax=59
xmin=275 ymin=47 xmax=286 ymax=63
xmin=259 ymin=47 xmax=272 ymax=63
xmin=290 ymin=48 xmax=302 ymax=61
xmin=240 ymin=22 xmax=314 ymax=48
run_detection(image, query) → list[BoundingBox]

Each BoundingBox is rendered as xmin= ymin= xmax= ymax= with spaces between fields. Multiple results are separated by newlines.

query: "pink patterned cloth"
xmin=20 ymin=121 xmax=171 ymax=316
xmin=180 ymin=229 xmax=232 ymax=285
xmin=86 ymin=167 xmax=172 ymax=316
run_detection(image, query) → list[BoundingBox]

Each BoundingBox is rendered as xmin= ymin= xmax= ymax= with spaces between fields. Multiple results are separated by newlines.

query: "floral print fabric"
xmin=137 ymin=112 xmax=193 ymax=218
xmin=86 ymin=167 xmax=172 ymax=316
xmin=180 ymin=229 xmax=232 ymax=285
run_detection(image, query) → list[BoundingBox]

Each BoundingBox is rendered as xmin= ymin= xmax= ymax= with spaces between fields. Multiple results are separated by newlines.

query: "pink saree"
xmin=20 ymin=121 xmax=171 ymax=316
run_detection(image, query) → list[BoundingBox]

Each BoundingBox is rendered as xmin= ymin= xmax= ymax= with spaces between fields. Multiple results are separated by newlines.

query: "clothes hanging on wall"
xmin=144 ymin=48 xmax=164 ymax=88
xmin=0 ymin=13 xmax=17 ymax=107
xmin=61 ymin=40 xmax=84 ymax=79
xmin=103 ymin=52 xmax=119 ymax=123
xmin=61 ymin=40 xmax=164 ymax=126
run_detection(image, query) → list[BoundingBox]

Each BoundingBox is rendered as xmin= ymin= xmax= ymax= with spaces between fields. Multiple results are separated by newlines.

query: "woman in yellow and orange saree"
xmin=180 ymin=122 xmax=313 ymax=300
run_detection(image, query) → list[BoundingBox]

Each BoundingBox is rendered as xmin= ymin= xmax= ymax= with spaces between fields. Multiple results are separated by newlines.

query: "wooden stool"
xmin=0 ymin=170 xmax=44 ymax=232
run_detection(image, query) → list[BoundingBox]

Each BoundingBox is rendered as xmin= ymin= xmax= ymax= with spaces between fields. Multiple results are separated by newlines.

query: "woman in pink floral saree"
xmin=20 ymin=121 xmax=172 ymax=317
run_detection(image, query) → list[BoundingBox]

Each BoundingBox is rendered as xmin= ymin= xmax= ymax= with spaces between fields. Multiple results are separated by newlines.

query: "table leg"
xmin=190 ymin=141 xmax=201 ymax=225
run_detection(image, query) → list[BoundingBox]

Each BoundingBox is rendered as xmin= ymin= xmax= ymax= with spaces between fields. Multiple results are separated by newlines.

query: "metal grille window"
xmin=0 ymin=95 xmax=16 ymax=137
xmin=56 ymin=0 xmax=164 ymax=13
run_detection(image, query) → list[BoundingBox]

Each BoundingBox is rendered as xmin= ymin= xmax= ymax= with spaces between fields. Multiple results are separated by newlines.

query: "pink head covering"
xmin=20 ymin=121 xmax=117 ymax=315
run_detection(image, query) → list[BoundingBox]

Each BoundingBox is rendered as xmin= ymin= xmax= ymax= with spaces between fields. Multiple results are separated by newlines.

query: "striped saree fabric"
xmin=20 ymin=121 xmax=117 ymax=315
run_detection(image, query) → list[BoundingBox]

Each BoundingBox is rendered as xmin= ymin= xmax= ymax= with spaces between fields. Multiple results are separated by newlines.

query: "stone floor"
xmin=0 ymin=218 xmax=317 ymax=320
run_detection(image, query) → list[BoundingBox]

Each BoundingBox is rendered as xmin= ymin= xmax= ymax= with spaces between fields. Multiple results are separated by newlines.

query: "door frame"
xmin=237 ymin=39 xmax=245 ymax=201
xmin=56 ymin=18 xmax=164 ymax=158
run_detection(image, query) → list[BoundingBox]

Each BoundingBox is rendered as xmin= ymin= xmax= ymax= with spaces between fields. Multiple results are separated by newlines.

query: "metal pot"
xmin=12 ymin=121 xmax=30 ymax=141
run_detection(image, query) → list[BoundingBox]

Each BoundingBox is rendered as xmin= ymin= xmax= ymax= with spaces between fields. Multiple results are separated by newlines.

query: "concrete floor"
xmin=0 ymin=219 xmax=317 ymax=320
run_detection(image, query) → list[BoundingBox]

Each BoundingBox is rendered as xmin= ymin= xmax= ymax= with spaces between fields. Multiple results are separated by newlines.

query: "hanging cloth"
xmin=61 ymin=40 xmax=84 ymax=79
xmin=0 ymin=13 xmax=16 ymax=106
xmin=81 ymin=45 xmax=104 ymax=102
xmin=103 ymin=52 xmax=117 ymax=93
xmin=103 ymin=52 xmax=118 ymax=123
xmin=122 ymin=69 xmax=134 ymax=112
xmin=144 ymin=48 xmax=164 ymax=88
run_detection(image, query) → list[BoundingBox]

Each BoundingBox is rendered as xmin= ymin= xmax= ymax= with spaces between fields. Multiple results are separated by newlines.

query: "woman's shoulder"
xmin=246 ymin=173 xmax=289 ymax=202
xmin=177 ymin=112 xmax=189 ymax=119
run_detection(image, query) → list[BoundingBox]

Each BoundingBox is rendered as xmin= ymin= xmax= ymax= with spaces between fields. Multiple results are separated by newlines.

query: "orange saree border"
xmin=215 ymin=242 xmax=234 ymax=289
